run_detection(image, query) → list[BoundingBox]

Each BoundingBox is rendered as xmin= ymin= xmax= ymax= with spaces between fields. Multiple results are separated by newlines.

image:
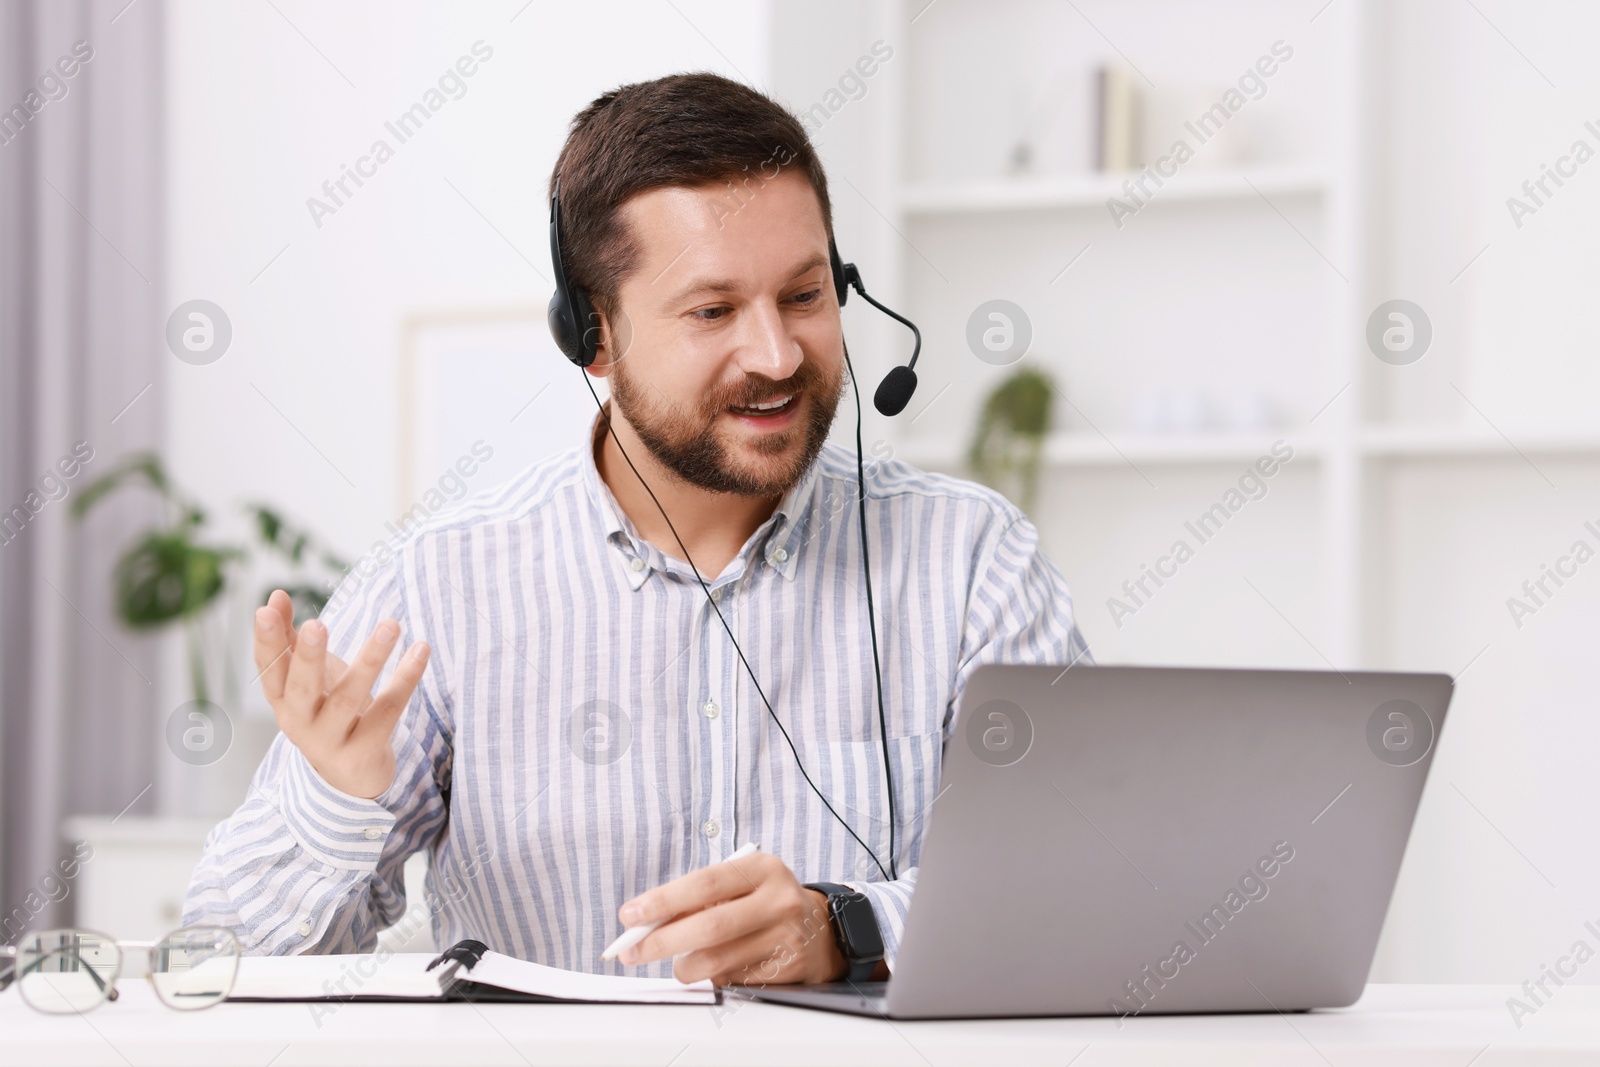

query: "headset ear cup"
xmin=572 ymin=287 xmax=600 ymax=368
xmin=548 ymin=179 xmax=596 ymax=368
xmin=547 ymin=290 xmax=582 ymax=366
xmin=829 ymin=239 xmax=849 ymax=308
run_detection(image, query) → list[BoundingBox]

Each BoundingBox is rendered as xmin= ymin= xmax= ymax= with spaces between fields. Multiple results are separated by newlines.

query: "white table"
xmin=0 ymin=983 xmax=1594 ymax=1065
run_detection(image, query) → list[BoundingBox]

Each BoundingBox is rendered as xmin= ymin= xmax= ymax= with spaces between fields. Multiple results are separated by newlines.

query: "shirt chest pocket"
xmin=820 ymin=729 xmax=943 ymax=878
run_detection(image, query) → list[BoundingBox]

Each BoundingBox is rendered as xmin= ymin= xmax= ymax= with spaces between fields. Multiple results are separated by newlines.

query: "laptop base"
xmin=729 ymin=982 xmax=889 ymax=1017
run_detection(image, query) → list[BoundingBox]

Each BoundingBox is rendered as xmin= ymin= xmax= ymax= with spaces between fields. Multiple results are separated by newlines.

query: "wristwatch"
xmin=804 ymin=882 xmax=884 ymax=984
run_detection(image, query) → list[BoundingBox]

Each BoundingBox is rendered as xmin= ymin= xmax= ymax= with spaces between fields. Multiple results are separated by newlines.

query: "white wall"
xmin=1369 ymin=0 xmax=1600 ymax=983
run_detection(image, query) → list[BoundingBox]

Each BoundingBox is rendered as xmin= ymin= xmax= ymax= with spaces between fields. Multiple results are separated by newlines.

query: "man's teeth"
xmin=736 ymin=395 xmax=793 ymax=413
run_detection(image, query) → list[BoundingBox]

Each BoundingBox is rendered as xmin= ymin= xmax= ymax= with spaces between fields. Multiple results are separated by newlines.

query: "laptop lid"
xmin=886 ymin=664 xmax=1452 ymax=1019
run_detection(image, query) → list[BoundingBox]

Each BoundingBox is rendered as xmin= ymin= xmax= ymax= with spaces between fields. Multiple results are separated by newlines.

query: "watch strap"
xmin=805 ymin=882 xmax=883 ymax=984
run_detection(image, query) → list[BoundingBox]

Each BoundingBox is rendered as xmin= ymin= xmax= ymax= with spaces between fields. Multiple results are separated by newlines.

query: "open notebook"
xmin=227 ymin=939 xmax=717 ymax=1005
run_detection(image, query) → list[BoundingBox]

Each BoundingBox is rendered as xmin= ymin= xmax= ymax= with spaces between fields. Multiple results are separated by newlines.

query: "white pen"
xmin=601 ymin=842 xmax=762 ymax=962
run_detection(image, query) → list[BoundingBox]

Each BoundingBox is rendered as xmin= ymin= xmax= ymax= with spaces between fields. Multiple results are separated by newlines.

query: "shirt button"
xmin=297 ymin=920 xmax=313 ymax=937
xmin=363 ymin=827 xmax=383 ymax=840
xmin=702 ymin=820 xmax=720 ymax=839
xmin=702 ymin=700 xmax=720 ymax=719
xmin=770 ymin=546 xmax=789 ymax=564
xmin=630 ymin=558 xmax=645 ymax=573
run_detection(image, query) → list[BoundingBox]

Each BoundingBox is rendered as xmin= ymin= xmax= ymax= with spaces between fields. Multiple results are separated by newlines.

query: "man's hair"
xmin=549 ymin=72 xmax=833 ymax=318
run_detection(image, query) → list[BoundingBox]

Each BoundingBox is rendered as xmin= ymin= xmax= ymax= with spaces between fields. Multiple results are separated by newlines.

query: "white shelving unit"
xmin=897 ymin=431 xmax=1328 ymax=469
xmin=900 ymin=167 xmax=1326 ymax=215
xmin=853 ymin=0 xmax=1369 ymax=665
xmin=849 ymin=0 xmax=1600 ymax=671
xmin=1357 ymin=426 xmax=1600 ymax=460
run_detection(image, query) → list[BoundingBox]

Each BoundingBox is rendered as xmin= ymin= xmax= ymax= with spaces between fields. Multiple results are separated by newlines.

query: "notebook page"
xmin=229 ymin=952 xmax=445 ymax=1000
xmin=463 ymin=951 xmax=716 ymax=1004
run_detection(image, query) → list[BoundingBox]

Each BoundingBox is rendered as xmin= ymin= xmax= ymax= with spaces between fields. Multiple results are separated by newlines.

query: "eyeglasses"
xmin=0 ymin=927 xmax=241 ymax=1014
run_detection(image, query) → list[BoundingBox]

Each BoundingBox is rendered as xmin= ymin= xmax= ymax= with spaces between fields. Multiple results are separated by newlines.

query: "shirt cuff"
xmin=841 ymin=875 xmax=916 ymax=973
xmin=277 ymin=747 xmax=399 ymax=872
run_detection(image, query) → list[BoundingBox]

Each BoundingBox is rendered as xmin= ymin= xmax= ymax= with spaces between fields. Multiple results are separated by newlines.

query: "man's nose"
xmin=735 ymin=302 xmax=804 ymax=382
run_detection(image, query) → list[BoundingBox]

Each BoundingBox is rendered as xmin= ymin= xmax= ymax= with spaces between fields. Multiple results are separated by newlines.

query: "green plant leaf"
xmin=966 ymin=367 xmax=1055 ymax=511
xmin=251 ymin=505 xmax=283 ymax=548
xmin=70 ymin=453 xmax=171 ymax=520
xmin=247 ymin=503 xmax=332 ymax=568
xmin=114 ymin=532 xmax=236 ymax=628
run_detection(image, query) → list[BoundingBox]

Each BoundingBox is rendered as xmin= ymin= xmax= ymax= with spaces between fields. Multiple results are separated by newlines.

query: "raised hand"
xmin=252 ymin=588 xmax=430 ymax=799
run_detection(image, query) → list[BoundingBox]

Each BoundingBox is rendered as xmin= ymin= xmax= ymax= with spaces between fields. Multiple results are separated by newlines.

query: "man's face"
xmin=597 ymin=169 xmax=845 ymax=498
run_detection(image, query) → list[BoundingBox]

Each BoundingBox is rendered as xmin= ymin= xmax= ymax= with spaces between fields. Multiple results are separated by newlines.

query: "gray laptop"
xmin=734 ymin=664 xmax=1453 ymax=1019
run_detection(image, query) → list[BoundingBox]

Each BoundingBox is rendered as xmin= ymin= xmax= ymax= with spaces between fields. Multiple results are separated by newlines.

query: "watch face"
xmin=833 ymin=892 xmax=885 ymax=960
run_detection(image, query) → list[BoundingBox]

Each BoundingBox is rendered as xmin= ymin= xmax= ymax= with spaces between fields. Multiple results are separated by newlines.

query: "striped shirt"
xmin=183 ymin=410 xmax=1092 ymax=975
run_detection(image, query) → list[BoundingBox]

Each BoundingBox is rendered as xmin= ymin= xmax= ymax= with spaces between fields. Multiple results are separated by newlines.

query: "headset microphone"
xmin=873 ymin=365 xmax=919 ymax=418
xmin=828 ymin=243 xmax=922 ymax=417
xmin=549 ymin=181 xmax=922 ymax=883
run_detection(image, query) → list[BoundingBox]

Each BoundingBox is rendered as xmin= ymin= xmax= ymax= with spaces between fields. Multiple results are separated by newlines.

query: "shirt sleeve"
xmin=953 ymin=509 xmax=1094 ymax=710
xmin=842 ymin=509 xmax=1091 ymax=971
xmin=181 ymin=553 xmax=452 ymax=955
xmin=840 ymin=870 xmax=917 ymax=972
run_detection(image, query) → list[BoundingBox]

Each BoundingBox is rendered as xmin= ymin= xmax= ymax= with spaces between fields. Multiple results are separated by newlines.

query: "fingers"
xmin=253 ymin=605 xmax=293 ymax=702
xmin=280 ymin=618 xmax=328 ymax=727
xmin=268 ymin=589 xmax=295 ymax=644
xmin=324 ymin=650 xmax=350 ymax=690
xmin=620 ymin=852 xmax=769 ymax=929
xmin=676 ymin=926 xmax=797 ymax=987
xmin=625 ymin=891 xmax=769 ymax=966
xmin=322 ymin=620 xmax=402 ymax=731
xmin=254 ymin=590 xmax=301 ymax=703
xmin=352 ymin=641 xmax=430 ymax=744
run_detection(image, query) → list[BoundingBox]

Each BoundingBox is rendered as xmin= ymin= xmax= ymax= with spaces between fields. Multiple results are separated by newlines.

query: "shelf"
xmin=897 ymin=427 xmax=1600 ymax=471
xmin=899 ymin=167 xmax=1328 ymax=216
xmin=1360 ymin=426 xmax=1600 ymax=459
xmin=895 ymin=431 xmax=1315 ymax=470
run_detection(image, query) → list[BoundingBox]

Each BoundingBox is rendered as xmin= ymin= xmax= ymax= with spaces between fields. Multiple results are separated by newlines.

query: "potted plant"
xmin=71 ymin=453 xmax=348 ymax=711
xmin=966 ymin=367 xmax=1055 ymax=514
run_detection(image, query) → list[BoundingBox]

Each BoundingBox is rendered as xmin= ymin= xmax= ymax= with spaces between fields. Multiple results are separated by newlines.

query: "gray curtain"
xmin=0 ymin=0 xmax=165 ymax=939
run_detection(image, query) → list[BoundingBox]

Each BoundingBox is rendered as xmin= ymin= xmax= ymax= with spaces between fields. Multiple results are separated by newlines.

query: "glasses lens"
xmin=17 ymin=930 xmax=120 ymax=1015
xmin=149 ymin=927 xmax=240 ymax=1010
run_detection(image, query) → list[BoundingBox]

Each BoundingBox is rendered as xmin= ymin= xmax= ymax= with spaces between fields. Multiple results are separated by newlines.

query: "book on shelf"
xmin=1095 ymin=63 xmax=1142 ymax=172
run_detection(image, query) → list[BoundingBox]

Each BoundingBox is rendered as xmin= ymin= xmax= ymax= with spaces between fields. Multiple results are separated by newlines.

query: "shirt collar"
xmin=580 ymin=404 xmax=819 ymax=588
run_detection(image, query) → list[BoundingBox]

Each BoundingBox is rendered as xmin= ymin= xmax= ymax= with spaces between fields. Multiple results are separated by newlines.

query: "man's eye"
xmin=693 ymin=307 xmax=730 ymax=322
xmin=790 ymin=289 xmax=822 ymax=306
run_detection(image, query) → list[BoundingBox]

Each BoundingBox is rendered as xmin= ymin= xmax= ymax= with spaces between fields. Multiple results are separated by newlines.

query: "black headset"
xmin=547 ymin=178 xmax=922 ymax=881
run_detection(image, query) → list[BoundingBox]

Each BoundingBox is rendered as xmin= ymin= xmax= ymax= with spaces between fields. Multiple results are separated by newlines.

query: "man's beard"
xmin=608 ymin=347 xmax=846 ymax=498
